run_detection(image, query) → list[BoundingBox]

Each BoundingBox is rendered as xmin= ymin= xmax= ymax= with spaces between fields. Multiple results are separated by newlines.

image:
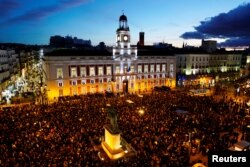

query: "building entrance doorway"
xmin=123 ymin=79 xmax=128 ymax=93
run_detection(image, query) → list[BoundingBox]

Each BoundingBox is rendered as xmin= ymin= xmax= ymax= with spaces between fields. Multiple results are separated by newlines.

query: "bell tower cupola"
xmin=119 ymin=14 xmax=129 ymax=30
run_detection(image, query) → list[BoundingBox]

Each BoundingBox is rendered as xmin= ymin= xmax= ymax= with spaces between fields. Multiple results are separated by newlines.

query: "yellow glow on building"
xmin=46 ymin=77 xmax=176 ymax=100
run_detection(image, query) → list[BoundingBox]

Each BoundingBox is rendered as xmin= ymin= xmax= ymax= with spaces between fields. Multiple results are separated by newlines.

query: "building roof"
xmin=137 ymin=46 xmax=174 ymax=56
xmin=119 ymin=14 xmax=127 ymax=21
xmin=174 ymin=47 xmax=243 ymax=55
xmin=45 ymin=48 xmax=112 ymax=56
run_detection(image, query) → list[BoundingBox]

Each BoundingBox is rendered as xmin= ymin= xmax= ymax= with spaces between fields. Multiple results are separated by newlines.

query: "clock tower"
xmin=116 ymin=14 xmax=130 ymax=48
xmin=113 ymin=14 xmax=137 ymax=61
xmin=112 ymin=14 xmax=137 ymax=93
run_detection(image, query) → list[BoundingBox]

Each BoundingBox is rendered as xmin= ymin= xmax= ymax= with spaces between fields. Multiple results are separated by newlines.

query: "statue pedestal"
xmin=101 ymin=125 xmax=125 ymax=160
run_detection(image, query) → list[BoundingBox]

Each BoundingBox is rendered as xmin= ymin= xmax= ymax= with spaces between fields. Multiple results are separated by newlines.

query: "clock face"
xmin=123 ymin=35 xmax=128 ymax=41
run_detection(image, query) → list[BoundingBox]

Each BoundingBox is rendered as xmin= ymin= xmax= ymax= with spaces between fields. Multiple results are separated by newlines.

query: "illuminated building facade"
xmin=43 ymin=14 xmax=176 ymax=100
xmin=0 ymin=49 xmax=19 ymax=99
xmin=176 ymin=53 xmax=241 ymax=86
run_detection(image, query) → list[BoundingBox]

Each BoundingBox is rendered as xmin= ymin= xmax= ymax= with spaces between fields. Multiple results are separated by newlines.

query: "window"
xmin=107 ymin=66 xmax=111 ymax=75
xmin=116 ymin=66 xmax=120 ymax=74
xmin=162 ymin=64 xmax=166 ymax=72
xmin=58 ymin=81 xmax=63 ymax=87
xmin=90 ymin=79 xmax=95 ymax=84
xmin=144 ymin=65 xmax=148 ymax=73
xmin=107 ymin=78 xmax=111 ymax=82
xmin=98 ymin=66 xmax=103 ymax=76
xmin=90 ymin=67 xmax=95 ymax=76
xmin=99 ymin=79 xmax=103 ymax=84
xmin=130 ymin=65 xmax=134 ymax=73
xmin=138 ymin=65 xmax=142 ymax=73
xmin=82 ymin=80 xmax=86 ymax=84
xmin=72 ymin=80 xmax=77 ymax=86
xmin=80 ymin=67 xmax=86 ymax=77
xmin=170 ymin=64 xmax=174 ymax=78
xmin=124 ymin=65 xmax=127 ymax=73
xmin=71 ymin=67 xmax=77 ymax=77
xmin=156 ymin=64 xmax=160 ymax=72
xmin=57 ymin=68 xmax=63 ymax=79
xmin=150 ymin=64 xmax=154 ymax=72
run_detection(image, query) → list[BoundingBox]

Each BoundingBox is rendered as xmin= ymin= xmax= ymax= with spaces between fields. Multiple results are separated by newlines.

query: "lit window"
xmin=116 ymin=66 xmax=120 ymax=74
xmin=162 ymin=64 xmax=166 ymax=72
xmin=170 ymin=64 xmax=174 ymax=78
xmin=80 ymin=67 xmax=86 ymax=77
xmin=150 ymin=64 xmax=154 ymax=72
xmin=124 ymin=65 xmax=127 ymax=73
xmin=90 ymin=67 xmax=95 ymax=76
xmin=71 ymin=67 xmax=77 ymax=77
xmin=144 ymin=65 xmax=148 ymax=73
xmin=156 ymin=64 xmax=160 ymax=72
xmin=130 ymin=65 xmax=134 ymax=73
xmin=138 ymin=65 xmax=142 ymax=73
xmin=107 ymin=66 xmax=111 ymax=75
xmin=57 ymin=68 xmax=63 ymax=79
xmin=98 ymin=67 xmax=103 ymax=76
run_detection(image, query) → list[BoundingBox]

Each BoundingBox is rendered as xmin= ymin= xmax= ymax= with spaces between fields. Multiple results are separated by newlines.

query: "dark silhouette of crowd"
xmin=0 ymin=91 xmax=248 ymax=166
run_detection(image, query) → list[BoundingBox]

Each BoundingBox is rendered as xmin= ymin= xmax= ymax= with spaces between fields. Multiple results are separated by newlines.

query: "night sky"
xmin=0 ymin=0 xmax=249 ymax=47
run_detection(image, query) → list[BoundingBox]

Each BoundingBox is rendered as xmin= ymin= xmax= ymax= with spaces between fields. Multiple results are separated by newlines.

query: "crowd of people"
xmin=0 ymin=90 xmax=248 ymax=166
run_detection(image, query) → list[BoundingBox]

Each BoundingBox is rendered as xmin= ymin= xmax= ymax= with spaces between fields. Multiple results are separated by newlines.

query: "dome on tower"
xmin=119 ymin=14 xmax=127 ymax=21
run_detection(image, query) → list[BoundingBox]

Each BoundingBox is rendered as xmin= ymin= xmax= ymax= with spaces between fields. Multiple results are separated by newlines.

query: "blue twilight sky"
xmin=0 ymin=0 xmax=250 ymax=47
